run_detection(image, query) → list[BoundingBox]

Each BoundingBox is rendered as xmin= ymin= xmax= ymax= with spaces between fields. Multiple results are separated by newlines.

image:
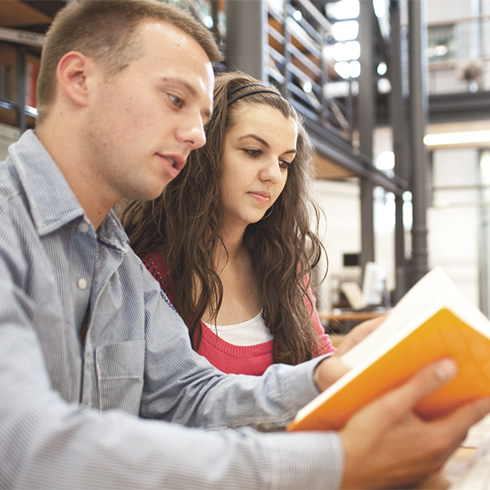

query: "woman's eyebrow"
xmin=238 ymin=134 xmax=269 ymax=147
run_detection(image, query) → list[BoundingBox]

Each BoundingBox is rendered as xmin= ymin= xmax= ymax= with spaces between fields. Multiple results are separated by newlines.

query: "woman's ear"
xmin=56 ymin=51 xmax=94 ymax=107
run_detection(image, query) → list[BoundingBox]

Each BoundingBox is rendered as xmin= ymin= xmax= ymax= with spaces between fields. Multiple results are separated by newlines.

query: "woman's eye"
xmin=243 ymin=148 xmax=261 ymax=158
xmin=279 ymin=160 xmax=292 ymax=170
xmin=169 ymin=94 xmax=184 ymax=108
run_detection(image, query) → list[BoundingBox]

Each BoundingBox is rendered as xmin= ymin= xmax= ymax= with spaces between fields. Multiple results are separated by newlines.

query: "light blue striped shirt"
xmin=0 ymin=130 xmax=343 ymax=490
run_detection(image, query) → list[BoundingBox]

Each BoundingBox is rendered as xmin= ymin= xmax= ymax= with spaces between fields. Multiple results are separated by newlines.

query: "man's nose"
xmin=177 ymin=115 xmax=207 ymax=150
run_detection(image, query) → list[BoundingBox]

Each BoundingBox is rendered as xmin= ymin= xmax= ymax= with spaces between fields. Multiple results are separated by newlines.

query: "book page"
xmin=463 ymin=414 xmax=490 ymax=448
xmin=292 ymin=306 xmax=490 ymax=430
xmin=290 ymin=268 xmax=490 ymax=431
xmin=341 ymin=266 xmax=489 ymax=368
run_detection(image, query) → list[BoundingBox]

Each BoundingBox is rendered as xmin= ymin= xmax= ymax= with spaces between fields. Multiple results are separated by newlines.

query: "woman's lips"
xmin=248 ymin=191 xmax=271 ymax=204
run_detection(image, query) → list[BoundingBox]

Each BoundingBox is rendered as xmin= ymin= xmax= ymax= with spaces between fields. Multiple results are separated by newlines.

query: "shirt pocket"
xmin=95 ymin=340 xmax=145 ymax=415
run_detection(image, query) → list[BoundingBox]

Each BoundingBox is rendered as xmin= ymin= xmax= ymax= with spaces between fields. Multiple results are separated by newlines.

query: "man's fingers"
xmin=383 ymin=359 xmax=458 ymax=415
xmin=444 ymin=396 xmax=490 ymax=434
xmin=424 ymin=397 xmax=490 ymax=463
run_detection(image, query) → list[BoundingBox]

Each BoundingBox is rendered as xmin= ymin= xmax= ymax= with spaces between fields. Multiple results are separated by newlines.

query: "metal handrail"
xmin=267 ymin=0 xmax=355 ymax=149
xmin=428 ymin=15 xmax=490 ymax=94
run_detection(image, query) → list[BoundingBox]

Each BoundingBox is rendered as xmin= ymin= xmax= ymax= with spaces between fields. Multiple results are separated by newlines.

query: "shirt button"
xmin=78 ymin=278 xmax=87 ymax=290
xmin=78 ymin=222 xmax=90 ymax=233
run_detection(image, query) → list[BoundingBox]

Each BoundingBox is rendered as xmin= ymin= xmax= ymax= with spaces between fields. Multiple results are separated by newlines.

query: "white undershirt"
xmin=203 ymin=310 xmax=273 ymax=346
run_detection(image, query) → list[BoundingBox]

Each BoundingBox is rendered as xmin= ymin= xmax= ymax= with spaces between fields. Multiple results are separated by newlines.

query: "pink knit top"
xmin=141 ymin=250 xmax=334 ymax=375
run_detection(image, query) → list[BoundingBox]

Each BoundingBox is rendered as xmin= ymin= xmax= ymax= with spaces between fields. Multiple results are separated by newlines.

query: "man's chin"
xmin=132 ymin=183 xmax=169 ymax=202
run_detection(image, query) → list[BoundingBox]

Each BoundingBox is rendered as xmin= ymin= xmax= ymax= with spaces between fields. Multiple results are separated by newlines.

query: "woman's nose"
xmin=260 ymin=158 xmax=282 ymax=183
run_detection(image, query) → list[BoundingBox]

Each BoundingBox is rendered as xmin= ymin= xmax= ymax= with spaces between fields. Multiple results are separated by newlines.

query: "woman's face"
xmin=220 ymin=103 xmax=298 ymax=228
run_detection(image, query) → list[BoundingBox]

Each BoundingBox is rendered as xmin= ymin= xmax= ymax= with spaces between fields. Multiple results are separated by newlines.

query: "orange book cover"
xmin=288 ymin=267 xmax=490 ymax=432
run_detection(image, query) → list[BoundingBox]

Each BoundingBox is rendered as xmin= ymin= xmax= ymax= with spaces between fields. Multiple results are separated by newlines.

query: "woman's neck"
xmin=208 ymin=235 xmax=261 ymax=326
xmin=217 ymin=221 xmax=247 ymax=263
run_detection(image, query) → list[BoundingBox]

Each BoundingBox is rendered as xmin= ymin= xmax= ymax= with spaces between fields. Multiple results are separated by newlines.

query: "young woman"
xmin=122 ymin=71 xmax=335 ymax=375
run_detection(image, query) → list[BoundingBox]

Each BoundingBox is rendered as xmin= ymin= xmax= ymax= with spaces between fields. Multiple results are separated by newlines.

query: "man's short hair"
xmin=36 ymin=0 xmax=222 ymax=125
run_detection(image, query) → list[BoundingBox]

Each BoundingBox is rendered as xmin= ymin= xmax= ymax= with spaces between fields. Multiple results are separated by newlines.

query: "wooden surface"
xmin=321 ymin=309 xmax=388 ymax=334
xmin=321 ymin=310 xmax=387 ymax=322
xmin=0 ymin=0 xmax=52 ymax=28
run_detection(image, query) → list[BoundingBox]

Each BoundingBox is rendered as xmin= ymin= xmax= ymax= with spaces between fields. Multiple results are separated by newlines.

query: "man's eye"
xmin=169 ymin=94 xmax=184 ymax=108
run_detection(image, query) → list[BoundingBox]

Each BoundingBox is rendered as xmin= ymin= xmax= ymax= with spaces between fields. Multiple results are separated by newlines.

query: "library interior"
xmin=2 ymin=0 xmax=490 ymax=488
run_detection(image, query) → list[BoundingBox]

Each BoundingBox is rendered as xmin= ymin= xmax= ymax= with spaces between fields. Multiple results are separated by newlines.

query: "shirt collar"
xmin=11 ymin=130 xmax=129 ymax=252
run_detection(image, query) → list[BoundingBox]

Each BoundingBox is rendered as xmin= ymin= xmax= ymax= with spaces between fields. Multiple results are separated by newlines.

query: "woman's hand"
xmin=313 ymin=355 xmax=350 ymax=391
xmin=334 ymin=314 xmax=387 ymax=356
xmin=314 ymin=315 xmax=387 ymax=391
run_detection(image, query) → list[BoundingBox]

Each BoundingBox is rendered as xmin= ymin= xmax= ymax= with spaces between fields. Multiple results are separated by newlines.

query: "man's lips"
xmin=157 ymin=153 xmax=187 ymax=177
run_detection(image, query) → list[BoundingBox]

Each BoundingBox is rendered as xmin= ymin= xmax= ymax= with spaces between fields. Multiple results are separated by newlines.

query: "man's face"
xmin=85 ymin=20 xmax=214 ymax=206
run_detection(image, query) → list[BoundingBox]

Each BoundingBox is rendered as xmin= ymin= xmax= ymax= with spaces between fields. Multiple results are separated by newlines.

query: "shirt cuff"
xmin=264 ymin=430 xmax=344 ymax=489
xmin=279 ymin=354 xmax=334 ymax=414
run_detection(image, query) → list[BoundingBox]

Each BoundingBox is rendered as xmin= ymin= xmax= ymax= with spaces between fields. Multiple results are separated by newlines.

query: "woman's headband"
xmin=227 ymin=83 xmax=283 ymax=106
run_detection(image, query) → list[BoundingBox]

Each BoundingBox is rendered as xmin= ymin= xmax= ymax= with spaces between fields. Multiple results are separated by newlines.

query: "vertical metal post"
xmin=209 ymin=0 xmax=222 ymax=52
xmin=408 ymin=0 xmax=430 ymax=284
xmin=225 ymin=0 xmax=267 ymax=81
xmin=389 ymin=0 xmax=410 ymax=301
xmin=477 ymin=150 xmax=489 ymax=315
xmin=16 ymin=47 xmax=26 ymax=133
xmin=358 ymin=0 xmax=376 ymax=272
xmin=283 ymin=0 xmax=292 ymax=97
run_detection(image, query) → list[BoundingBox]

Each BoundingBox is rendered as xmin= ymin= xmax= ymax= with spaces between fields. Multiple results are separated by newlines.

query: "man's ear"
xmin=56 ymin=51 xmax=94 ymax=107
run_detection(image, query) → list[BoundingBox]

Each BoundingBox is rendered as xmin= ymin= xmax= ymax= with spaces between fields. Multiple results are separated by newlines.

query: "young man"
xmin=1 ymin=1 xmax=489 ymax=489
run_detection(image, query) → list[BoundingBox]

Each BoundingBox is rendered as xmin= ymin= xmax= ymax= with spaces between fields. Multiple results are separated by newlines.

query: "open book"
xmin=288 ymin=266 xmax=490 ymax=431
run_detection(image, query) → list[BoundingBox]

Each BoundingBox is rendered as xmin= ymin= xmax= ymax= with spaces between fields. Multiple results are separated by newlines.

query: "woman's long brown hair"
xmin=122 ymin=71 xmax=328 ymax=365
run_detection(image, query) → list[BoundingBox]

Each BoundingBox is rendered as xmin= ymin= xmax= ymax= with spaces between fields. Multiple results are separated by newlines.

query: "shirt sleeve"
xmin=0 ymin=232 xmax=344 ymax=490
xmin=139 ymin=265 xmax=328 ymax=430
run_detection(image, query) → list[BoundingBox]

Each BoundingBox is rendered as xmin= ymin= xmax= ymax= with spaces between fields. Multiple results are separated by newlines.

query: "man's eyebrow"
xmin=238 ymin=134 xmax=296 ymax=155
xmin=161 ymin=76 xmax=195 ymax=92
xmin=161 ymin=76 xmax=212 ymax=120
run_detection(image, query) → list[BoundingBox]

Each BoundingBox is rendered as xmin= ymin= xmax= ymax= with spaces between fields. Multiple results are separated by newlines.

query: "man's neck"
xmin=36 ymin=123 xmax=114 ymax=229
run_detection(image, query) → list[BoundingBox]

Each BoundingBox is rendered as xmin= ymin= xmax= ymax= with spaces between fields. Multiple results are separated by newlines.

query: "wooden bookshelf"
xmin=0 ymin=1 xmax=66 ymax=132
xmin=0 ymin=0 xmax=53 ymax=29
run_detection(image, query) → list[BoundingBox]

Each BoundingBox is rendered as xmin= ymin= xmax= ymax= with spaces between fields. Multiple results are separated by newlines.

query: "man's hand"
xmin=339 ymin=359 xmax=490 ymax=489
